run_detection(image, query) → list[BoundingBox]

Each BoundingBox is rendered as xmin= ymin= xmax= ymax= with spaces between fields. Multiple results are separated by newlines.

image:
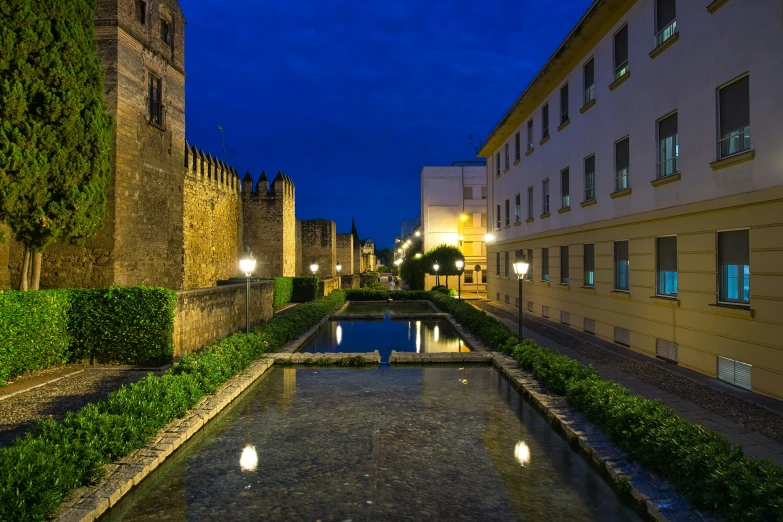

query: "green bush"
xmin=431 ymin=285 xmax=457 ymax=297
xmin=429 ymin=292 xmax=783 ymax=521
xmin=344 ymin=289 xmax=431 ymax=301
xmin=0 ymin=290 xmax=72 ymax=384
xmin=69 ymin=287 xmax=176 ymax=366
xmin=0 ymin=290 xmax=346 ymax=522
xmin=272 ymin=277 xmax=293 ymax=309
xmin=399 ymin=257 xmax=425 ymax=290
xmin=291 ymin=277 xmax=318 ymax=302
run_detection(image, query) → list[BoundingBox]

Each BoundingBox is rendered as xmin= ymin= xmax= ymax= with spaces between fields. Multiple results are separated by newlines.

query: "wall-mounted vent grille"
xmin=614 ymin=326 xmax=630 ymax=346
xmin=656 ymin=338 xmax=679 ymax=363
xmin=528 ymin=301 xmax=534 ymax=312
xmin=717 ymin=356 xmax=752 ymax=390
xmin=561 ymin=311 xmax=570 ymax=325
xmin=584 ymin=318 xmax=595 ymax=334
xmin=542 ymin=305 xmax=550 ymax=318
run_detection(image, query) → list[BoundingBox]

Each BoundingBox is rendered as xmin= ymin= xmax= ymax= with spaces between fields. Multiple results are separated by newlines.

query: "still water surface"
xmin=102 ymin=367 xmax=642 ymax=522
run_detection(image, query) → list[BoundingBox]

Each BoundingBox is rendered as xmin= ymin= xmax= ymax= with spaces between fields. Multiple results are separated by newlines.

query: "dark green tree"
xmin=422 ymin=244 xmax=463 ymax=288
xmin=351 ymin=218 xmax=360 ymax=248
xmin=0 ymin=0 xmax=112 ymax=290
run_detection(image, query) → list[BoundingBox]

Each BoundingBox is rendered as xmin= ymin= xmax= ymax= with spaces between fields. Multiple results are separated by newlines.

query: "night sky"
xmin=182 ymin=0 xmax=592 ymax=248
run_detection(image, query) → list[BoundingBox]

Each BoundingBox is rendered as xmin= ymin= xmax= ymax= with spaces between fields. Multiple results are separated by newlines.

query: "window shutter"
xmin=720 ymin=76 xmax=750 ymax=134
xmin=615 ymin=240 xmax=629 ymax=262
xmin=656 ymin=0 xmax=676 ymax=31
xmin=614 ymin=25 xmax=628 ymax=67
xmin=720 ymin=230 xmax=749 ymax=265
xmin=658 ymin=113 xmax=678 ymax=140
xmin=657 ymin=236 xmax=677 ymax=273
xmin=616 ymin=139 xmax=630 ymax=171
xmin=561 ymin=245 xmax=569 ymax=279
xmin=542 ymin=248 xmax=549 ymax=276
xmin=584 ymin=244 xmax=595 ymax=272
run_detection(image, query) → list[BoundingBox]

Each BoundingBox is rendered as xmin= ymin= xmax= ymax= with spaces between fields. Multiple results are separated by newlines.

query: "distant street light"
xmin=512 ymin=251 xmax=530 ymax=342
xmin=415 ymin=230 xmax=421 ymax=237
xmin=455 ymin=257 xmax=465 ymax=300
xmin=336 ymin=261 xmax=342 ymax=289
xmin=484 ymin=233 xmax=495 ymax=243
xmin=433 ymin=261 xmax=440 ymax=287
xmin=239 ymin=247 xmax=256 ymax=333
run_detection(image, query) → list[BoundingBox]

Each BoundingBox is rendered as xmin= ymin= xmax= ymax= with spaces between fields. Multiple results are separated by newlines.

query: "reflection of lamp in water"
xmin=434 ymin=325 xmax=439 ymax=343
xmin=336 ymin=324 xmax=343 ymax=346
xmin=514 ymin=441 xmax=531 ymax=467
xmin=240 ymin=445 xmax=258 ymax=471
xmin=416 ymin=320 xmax=421 ymax=353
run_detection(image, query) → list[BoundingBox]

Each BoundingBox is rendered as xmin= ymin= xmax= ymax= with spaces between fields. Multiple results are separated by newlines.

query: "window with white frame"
xmin=584 ymin=155 xmax=595 ymax=201
xmin=505 ymin=144 xmax=510 ymax=170
xmin=615 ymin=137 xmax=630 ymax=191
xmin=584 ymin=244 xmax=595 ymax=287
xmin=527 ymin=248 xmax=533 ymax=280
xmin=514 ymin=193 xmax=521 ymax=223
xmin=614 ymin=240 xmax=629 ymax=291
xmin=614 ymin=24 xmax=629 ymax=80
xmin=655 ymin=0 xmax=677 ymax=48
xmin=560 ymin=245 xmax=569 ymax=284
xmin=496 ymin=204 xmax=501 ymax=229
xmin=718 ymin=230 xmax=750 ymax=304
xmin=504 ymin=251 xmax=510 ymax=277
xmin=658 ymin=112 xmax=679 ymax=178
xmin=542 ymin=178 xmax=550 ymax=214
xmin=542 ymin=248 xmax=549 ymax=282
xmin=496 ymin=252 xmax=501 ymax=276
xmin=583 ymin=58 xmax=595 ymax=105
xmin=515 ymin=132 xmax=521 ymax=161
xmin=505 ymin=199 xmax=510 ymax=227
xmin=656 ymin=236 xmax=678 ymax=296
xmin=542 ymin=104 xmax=550 ymax=140
xmin=560 ymin=168 xmax=570 ymax=209
xmin=496 ymin=153 xmax=500 ymax=176
xmin=718 ymin=75 xmax=750 ymax=159
xmin=560 ymin=83 xmax=569 ymax=124
xmin=527 ymin=119 xmax=534 ymax=150
xmin=527 ymin=186 xmax=533 ymax=220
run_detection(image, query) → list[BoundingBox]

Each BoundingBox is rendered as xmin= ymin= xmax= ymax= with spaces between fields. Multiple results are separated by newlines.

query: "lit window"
xmin=657 ymin=113 xmax=679 ymax=178
xmin=718 ymin=230 xmax=750 ymax=304
xmin=614 ymin=240 xmax=629 ymax=291
xmin=656 ymin=236 xmax=678 ymax=296
xmin=584 ymin=244 xmax=595 ymax=287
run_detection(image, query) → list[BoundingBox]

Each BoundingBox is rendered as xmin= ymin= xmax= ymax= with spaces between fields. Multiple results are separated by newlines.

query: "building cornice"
xmin=478 ymin=0 xmax=635 ymax=158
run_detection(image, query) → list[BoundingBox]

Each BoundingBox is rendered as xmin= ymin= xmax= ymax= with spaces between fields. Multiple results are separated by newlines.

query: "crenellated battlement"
xmin=184 ymin=142 xmax=241 ymax=193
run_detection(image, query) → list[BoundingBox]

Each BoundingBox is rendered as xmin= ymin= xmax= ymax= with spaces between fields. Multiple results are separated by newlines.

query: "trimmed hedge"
xmin=69 ymin=287 xmax=176 ymax=365
xmin=344 ymin=288 xmax=431 ymax=301
xmin=428 ymin=292 xmax=783 ymax=521
xmin=272 ymin=277 xmax=293 ymax=309
xmin=0 ymin=290 xmax=346 ymax=522
xmin=0 ymin=291 xmax=72 ymax=385
xmin=291 ymin=276 xmax=318 ymax=302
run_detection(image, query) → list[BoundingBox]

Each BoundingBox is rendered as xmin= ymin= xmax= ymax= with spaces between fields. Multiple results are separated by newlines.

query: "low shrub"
xmin=291 ymin=277 xmax=318 ymax=302
xmin=368 ymin=283 xmax=389 ymax=290
xmin=272 ymin=277 xmax=293 ymax=309
xmin=431 ymin=285 xmax=457 ymax=297
xmin=0 ymin=290 xmax=346 ymax=522
xmin=431 ymin=292 xmax=783 ymax=521
xmin=344 ymin=289 xmax=431 ymax=301
xmin=0 ymin=290 xmax=72 ymax=385
xmin=69 ymin=287 xmax=176 ymax=365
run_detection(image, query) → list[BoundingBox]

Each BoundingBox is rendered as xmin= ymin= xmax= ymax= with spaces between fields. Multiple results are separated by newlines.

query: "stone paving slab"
xmin=475 ymin=300 xmax=783 ymax=467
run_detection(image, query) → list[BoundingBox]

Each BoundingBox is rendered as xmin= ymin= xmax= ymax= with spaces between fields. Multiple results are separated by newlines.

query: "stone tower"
xmin=243 ymin=172 xmax=297 ymax=277
xmin=7 ymin=0 xmax=187 ymax=289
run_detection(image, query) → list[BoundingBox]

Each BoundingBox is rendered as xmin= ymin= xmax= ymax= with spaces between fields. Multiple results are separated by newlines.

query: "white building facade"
xmin=481 ymin=0 xmax=783 ymax=399
xmin=421 ymin=162 xmax=488 ymax=293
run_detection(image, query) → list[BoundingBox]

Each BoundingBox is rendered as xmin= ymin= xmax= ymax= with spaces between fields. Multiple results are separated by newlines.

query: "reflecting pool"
xmin=300 ymin=318 xmax=468 ymax=360
xmin=102 ymin=367 xmax=643 ymax=522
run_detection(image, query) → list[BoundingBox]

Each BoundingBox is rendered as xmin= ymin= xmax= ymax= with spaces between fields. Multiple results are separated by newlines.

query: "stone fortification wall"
xmin=173 ymin=280 xmax=273 ymax=358
xmin=298 ymin=219 xmax=336 ymax=277
xmin=341 ymin=274 xmax=360 ymax=289
xmin=354 ymin=243 xmax=361 ymax=273
xmin=336 ymin=233 xmax=355 ymax=275
xmin=243 ymin=172 xmax=297 ymax=278
xmin=182 ymin=144 xmax=242 ymax=289
xmin=318 ymin=276 xmax=339 ymax=297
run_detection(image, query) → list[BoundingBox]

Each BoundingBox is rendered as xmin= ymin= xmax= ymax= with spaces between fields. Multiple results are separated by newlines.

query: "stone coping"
xmin=264 ymin=351 xmax=381 ymax=365
xmin=390 ymin=351 xmax=492 ymax=364
xmin=328 ymin=313 xmax=385 ymax=320
xmin=388 ymin=312 xmax=448 ymax=319
xmin=176 ymin=279 xmax=273 ymax=298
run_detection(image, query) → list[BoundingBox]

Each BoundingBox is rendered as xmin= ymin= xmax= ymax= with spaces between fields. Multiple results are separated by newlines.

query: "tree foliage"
xmin=421 ymin=244 xmax=463 ymax=276
xmin=0 ymin=0 xmax=112 ymax=256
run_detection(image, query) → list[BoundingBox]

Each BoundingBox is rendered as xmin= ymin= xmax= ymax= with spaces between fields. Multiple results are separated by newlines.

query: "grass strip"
xmin=428 ymin=291 xmax=782 ymax=521
xmin=0 ymin=290 xmax=346 ymax=522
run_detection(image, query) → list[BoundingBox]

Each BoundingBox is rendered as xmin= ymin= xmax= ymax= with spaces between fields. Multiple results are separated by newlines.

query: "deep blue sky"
xmin=182 ymin=0 xmax=592 ymax=249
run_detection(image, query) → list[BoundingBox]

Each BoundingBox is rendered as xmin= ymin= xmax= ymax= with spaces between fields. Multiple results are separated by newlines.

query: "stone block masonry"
xmin=335 ymin=233 xmax=355 ymax=275
xmin=298 ymin=219 xmax=336 ymax=277
xmin=318 ymin=277 xmax=339 ymax=297
xmin=173 ymin=280 xmax=273 ymax=358
xmin=182 ymin=144 xmax=242 ymax=289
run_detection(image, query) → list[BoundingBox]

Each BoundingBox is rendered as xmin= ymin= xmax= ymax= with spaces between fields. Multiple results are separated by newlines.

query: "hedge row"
xmin=0 ymin=290 xmax=346 ymax=522
xmin=343 ymin=288 xmax=430 ymax=301
xmin=291 ymin=276 xmax=318 ymax=302
xmin=0 ymin=287 xmax=176 ymax=384
xmin=427 ymin=292 xmax=783 ymax=521
xmin=272 ymin=277 xmax=293 ymax=309
xmin=0 ymin=291 xmax=72 ymax=385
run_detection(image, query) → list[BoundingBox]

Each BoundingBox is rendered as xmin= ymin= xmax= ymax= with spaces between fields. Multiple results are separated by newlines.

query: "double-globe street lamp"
xmin=239 ymin=247 xmax=257 ymax=334
xmin=455 ymin=256 xmax=465 ymax=301
xmin=512 ymin=250 xmax=530 ymax=342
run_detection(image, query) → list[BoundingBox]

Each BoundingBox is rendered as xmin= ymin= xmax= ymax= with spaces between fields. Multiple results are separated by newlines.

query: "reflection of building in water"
xmin=283 ymin=368 xmax=296 ymax=405
xmin=411 ymin=320 xmax=468 ymax=352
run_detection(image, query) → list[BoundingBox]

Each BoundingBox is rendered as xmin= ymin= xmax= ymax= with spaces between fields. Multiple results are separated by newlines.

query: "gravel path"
xmin=473 ymin=300 xmax=783 ymax=447
xmin=0 ymin=369 xmax=163 ymax=447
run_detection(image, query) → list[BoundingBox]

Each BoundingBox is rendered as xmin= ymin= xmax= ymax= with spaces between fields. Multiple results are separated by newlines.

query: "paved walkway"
xmin=474 ymin=300 xmax=783 ymax=467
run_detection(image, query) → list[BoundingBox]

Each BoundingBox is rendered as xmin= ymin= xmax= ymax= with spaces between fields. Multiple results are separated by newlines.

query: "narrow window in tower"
xmin=148 ymin=74 xmax=163 ymax=127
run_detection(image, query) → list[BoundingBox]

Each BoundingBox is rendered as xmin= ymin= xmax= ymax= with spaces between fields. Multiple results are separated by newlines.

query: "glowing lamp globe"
xmin=513 ymin=251 xmax=529 ymax=278
xmin=309 ymin=261 xmax=319 ymax=274
xmin=484 ymin=233 xmax=494 ymax=243
xmin=455 ymin=259 xmax=465 ymax=271
xmin=336 ymin=261 xmax=342 ymax=273
xmin=239 ymin=248 xmax=256 ymax=277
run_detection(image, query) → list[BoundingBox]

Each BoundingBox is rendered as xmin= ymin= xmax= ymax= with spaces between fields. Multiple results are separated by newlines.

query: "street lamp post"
xmin=433 ymin=261 xmax=439 ymax=287
xmin=239 ymin=247 xmax=256 ymax=333
xmin=310 ymin=260 xmax=319 ymax=298
xmin=512 ymin=251 xmax=530 ymax=342
xmin=455 ymin=257 xmax=465 ymax=301
xmin=336 ymin=261 xmax=342 ymax=289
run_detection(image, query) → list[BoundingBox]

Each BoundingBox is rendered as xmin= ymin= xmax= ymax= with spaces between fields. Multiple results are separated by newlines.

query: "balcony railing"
xmin=616 ymin=168 xmax=629 ymax=191
xmin=614 ymin=60 xmax=629 ymax=81
xmin=657 ymin=156 xmax=679 ymax=178
xmin=655 ymin=20 xmax=677 ymax=48
xmin=719 ymin=126 xmax=751 ymax=159
xmin=584 ymin=84 xmax=595 ymax=106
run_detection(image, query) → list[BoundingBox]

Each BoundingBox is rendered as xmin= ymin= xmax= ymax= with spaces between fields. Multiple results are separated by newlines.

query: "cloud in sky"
xmin=182 ymin=0 xmax=592 ymax=246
